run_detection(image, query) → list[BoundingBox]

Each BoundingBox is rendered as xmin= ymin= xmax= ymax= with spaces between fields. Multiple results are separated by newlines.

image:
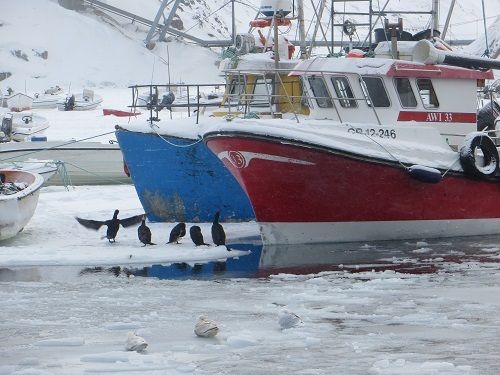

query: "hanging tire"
xmin=459 ymin=132 xmax=499 ymax=178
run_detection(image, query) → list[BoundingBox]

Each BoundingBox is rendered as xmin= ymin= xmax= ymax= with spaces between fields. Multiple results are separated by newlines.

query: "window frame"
xmin=331 ymin=76 xmax=358 ymax=108
xmin=249 ymin=76 xmax=274 ymax=107
xmin=393 ymin=77 xmax=418 ymax=108
xmin=416 ymin=78 xmax=440 ymax=109
xmin=360 ymin=76 xmax=391 ymax=108
xmin=307 ymin=76 xmax=333 ymax=108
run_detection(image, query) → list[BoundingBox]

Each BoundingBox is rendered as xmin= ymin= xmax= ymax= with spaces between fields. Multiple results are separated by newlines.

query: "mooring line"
xmin=0 ymin=131 xmax=116 ymax=163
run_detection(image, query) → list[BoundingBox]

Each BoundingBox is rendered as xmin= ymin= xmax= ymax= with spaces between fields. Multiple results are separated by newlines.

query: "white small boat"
xmin=0 ymin=112 xmax=50 ymax=142
xmin=0 ymin=140 xmax=131 ymax=186
xmin=32 ymin=93 xmax=63 ymax=109
xmin=6 ymin=93 xmax=34 ymax=112
xmin=57 ymin=89 xmax=103 ymax=111
xmin=44 ymin=86 xmax=64 ymax=96
xmin=0 ymin=159 xmax=58 ymax=184
xmin=0 ymin=169 xmax=44 ymax=240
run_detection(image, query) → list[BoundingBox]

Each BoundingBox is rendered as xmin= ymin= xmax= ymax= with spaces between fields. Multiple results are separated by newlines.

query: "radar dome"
xmin=259 ymin=0 xmax=292 ymax=17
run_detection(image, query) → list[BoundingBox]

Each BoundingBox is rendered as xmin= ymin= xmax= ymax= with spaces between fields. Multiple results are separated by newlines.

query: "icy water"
xmin=3 ymin=235 xmax=500 ymax=374
xmin=4 ymin=234 xmax=500 ymax=282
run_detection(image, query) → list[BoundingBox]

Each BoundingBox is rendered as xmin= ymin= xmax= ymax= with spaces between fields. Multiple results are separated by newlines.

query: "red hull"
xmin=206 ymin=136 xmax=500 ymax=223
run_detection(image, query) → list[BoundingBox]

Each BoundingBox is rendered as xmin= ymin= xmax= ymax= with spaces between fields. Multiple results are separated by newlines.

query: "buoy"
xmin=347 ymin=49 xmax=365 ymax=58
xmin=408 ymin=165 xmax=442 ymax=183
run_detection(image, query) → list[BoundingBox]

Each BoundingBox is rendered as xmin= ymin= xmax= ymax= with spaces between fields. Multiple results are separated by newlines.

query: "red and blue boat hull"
xmin=115 ymin=128 xmax=254 ymax=222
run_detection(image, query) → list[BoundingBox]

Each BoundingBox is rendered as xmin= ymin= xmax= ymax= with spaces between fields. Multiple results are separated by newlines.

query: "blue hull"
xmin=115 ymin=129 xmax=254 ymax=222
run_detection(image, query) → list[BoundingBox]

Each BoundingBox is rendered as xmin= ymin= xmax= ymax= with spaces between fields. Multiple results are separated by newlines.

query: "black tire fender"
xmin=459 ymin=132 xmax=499 ymax=178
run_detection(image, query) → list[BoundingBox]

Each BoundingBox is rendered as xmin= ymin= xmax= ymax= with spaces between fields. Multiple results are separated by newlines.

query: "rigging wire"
xmin=481 ymin=0 xmax=490 ymax=57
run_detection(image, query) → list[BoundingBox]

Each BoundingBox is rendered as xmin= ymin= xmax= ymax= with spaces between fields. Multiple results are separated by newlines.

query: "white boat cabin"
xmin=290 ymin=54 xmax=494 ymax=147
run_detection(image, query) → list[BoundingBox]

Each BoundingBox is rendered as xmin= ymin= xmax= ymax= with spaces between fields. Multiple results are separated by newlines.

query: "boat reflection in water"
xmin=84 ymin=235 xmax=500 ymax=279
xmin=3 ymin=236 xmax=500 ymax=282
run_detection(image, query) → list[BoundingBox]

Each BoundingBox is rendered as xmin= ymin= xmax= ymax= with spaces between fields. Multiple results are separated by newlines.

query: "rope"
xmin=356 ymin=125 xmax=461 ymax=178
xmin=0 ymin=131 xmax=116 ymax=163
xmin=0 ymin=131 xmax=130 ymax=187
xmin=149 ymin=123 xmax=203 ymax=148
xmin=59 ymin=161 xmax=131 ymax=185
xmin=55 ymin=161 xmax=73 ymax=189
xmin=243 ymin=112 xmax=260 ymax=119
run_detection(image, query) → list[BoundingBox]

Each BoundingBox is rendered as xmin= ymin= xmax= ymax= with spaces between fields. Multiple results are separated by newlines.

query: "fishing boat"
xmin=115 ymin=5 xmax=303 ymax=223
xmin=6 ymin=93 xmax=34 ymax=112
xmin=57 ymin=89 xmax=103 ymax=111
xmin=203 ymin=23 xmax=500 ymax=245
xmin=0 ymin=112 xmax=50 ymax=142
xmin=0 ymin=169 xmax=44 ymax=240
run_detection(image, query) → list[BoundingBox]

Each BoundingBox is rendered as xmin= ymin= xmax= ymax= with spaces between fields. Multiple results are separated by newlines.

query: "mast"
xmin=297 ymin=0 xmax=308 ymax=58
xmin=431 ymin=0 xmax=439 ymax=37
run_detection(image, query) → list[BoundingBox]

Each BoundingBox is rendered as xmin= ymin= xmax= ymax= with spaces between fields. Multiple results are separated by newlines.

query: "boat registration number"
xmin=348 ymin=127 xmax=397 ymax=139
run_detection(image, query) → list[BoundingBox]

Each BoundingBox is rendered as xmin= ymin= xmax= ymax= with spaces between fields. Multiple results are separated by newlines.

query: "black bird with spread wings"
xmin=76 ymin=209 xmax=143 ymax=242
xmin=138 ymin=215 xmax=156 ymax=246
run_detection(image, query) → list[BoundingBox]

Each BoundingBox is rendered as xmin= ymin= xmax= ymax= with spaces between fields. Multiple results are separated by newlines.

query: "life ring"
xmin=249 ymin=19 xmax=291 ymax=28
xmin=459 ymin=132 xmax=499 ymax=178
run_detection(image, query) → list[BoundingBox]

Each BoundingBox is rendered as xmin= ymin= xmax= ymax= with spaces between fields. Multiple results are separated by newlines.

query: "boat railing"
xmin=129 ymin=83 xmax=226 ymax=123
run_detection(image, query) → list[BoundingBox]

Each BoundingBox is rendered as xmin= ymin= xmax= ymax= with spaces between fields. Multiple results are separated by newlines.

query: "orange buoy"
xmin=347 ymin=49 xmax=365 ymax=58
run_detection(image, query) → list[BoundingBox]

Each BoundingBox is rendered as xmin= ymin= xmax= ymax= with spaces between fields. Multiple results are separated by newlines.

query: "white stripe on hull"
xmin=258 ymin=219 xmax=500 ymax=245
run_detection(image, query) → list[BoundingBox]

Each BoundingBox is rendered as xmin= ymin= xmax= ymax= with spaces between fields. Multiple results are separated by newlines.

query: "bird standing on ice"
xmin=125 ymin=332 xmax=148 ymax=351
xmin=75 ymin=209 xmax=143 ymax=242
xmin=138 ymin=215 xmax=156 ymax=246
xmin=168 ymin=222 xmax=186 ymax=244
xmin=190 ymin=225 xmax=210 ymax=246
xmin=211 ymin=211 xmax=229 ymax=250
xmin=194 ymin=315 xmax=220 ymax=337
xmin=278 ymin=309 xmax=302 ymax=329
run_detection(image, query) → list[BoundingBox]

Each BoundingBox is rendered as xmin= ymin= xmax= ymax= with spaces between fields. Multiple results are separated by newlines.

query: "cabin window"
xmin=226 ymin=77 xmax=245 ymax=104
xmin=308 ymin=76 xmax=333 ymax=108
xmin=416 ymin=78 xmax=439 ymax=108
xmin=331 ymin=76 xmax=357 ymax=108
xmin=250 ymin=77 xmax=273 ymax=107
xmin=360 ymin=76 xmax=391 ymax=107
xmin=299 ymin=78 xmax=312 ymax=108
xmin=394 ymin=77 xmax=417 ymax=108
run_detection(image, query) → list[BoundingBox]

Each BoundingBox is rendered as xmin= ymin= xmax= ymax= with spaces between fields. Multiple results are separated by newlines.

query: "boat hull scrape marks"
xmin=142 ymin=190 xmax=188 ymax=222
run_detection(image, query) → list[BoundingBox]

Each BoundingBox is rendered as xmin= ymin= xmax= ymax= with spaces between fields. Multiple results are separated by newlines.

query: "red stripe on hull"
xmin=206 ymin=136 xmax=500 ymax=223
